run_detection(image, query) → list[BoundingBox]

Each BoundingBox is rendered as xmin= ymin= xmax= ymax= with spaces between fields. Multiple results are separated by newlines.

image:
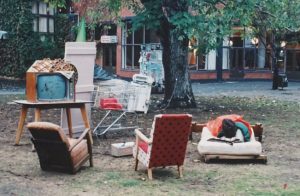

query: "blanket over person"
xmin=206 ymin=114 xmax=252 ymax=138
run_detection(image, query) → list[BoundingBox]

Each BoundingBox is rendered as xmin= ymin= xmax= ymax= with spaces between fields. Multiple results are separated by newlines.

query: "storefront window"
xmin=188 ymin=38 xmax=214 ymax=71
xmin=188 ymin=49 xmax=207 ymax=70
xmin=223 ymin=28 xmax=272 ymax=72
xmin=122 ymin=21 xmax=160 ymax=70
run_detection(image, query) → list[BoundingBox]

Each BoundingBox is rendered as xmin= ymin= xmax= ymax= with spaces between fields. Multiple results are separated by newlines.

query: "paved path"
xmin=192 ymin=81 xmax=300 ymax=102
xmin=1 ymin=79 xmax=300 ymax=102
xmin=0 ymin=79 xmax=25 ymax=95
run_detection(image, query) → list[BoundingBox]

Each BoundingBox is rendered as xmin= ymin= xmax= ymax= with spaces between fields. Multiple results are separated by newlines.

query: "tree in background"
xmin=48 ymin=0 xmax=300 ymax=107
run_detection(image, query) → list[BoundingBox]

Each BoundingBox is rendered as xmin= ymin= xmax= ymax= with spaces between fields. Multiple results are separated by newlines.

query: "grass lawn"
xmin=0 ymin=94 xmax=299 ymax=195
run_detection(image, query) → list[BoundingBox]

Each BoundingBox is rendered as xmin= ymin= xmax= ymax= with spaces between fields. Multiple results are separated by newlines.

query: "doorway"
xmin=95 ymin=24 xmax=117 ymax=74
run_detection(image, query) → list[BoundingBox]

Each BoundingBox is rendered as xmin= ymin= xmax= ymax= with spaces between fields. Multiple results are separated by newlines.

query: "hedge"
xmin=0 ymin=0 xmax=70 ymax=78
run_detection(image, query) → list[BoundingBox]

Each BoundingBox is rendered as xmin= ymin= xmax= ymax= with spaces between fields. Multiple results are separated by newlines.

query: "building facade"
xmin=93 ymin=8 xmax=300 ymax=81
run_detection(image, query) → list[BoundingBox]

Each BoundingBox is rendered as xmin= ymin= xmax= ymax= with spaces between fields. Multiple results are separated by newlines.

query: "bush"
xmin=0 ymin=0 xmax=70 ymax=78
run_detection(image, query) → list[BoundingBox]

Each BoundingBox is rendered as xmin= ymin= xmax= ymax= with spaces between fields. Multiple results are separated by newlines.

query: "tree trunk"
xmin=159 ymin=17 xmax=196 ymax=108
xmin=271 ymin=33 xmax=279 ymax=90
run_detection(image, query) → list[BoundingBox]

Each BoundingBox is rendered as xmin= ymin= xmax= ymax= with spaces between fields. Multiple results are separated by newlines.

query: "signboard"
xmin=100 ymin=35 xmax=118 ymax=44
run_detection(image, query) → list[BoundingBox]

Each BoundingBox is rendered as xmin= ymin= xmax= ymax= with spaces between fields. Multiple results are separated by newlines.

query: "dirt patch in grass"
xmin=0 ymin=94 xmax=300 ymax=195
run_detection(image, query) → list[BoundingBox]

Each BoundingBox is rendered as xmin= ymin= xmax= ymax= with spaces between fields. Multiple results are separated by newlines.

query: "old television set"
xmin=26 ymin=72 xmax=75 ymax=102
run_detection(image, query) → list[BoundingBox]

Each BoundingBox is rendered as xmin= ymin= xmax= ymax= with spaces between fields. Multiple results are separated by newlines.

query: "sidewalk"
xmin=1 ymin=79 xmax=300 ymax=103
xmin=192 ymin=81 xmax=300 ymax=102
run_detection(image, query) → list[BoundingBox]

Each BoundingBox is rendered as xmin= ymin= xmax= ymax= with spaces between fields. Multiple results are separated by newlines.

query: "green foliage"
xmin=44 ymin=0 xmax=65 ymax=8
xmin=54 ymin=14 xmax=73 ymax=54
xmin=0 ymin=0 xmax=35 ymax=77
xmin=45 ymin=0 xmax=300 ymax=52
xmin=0 ymin=1 xmax=70 ymax=78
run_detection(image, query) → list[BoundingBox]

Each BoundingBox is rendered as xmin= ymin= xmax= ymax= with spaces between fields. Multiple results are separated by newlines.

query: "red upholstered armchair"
xmin=133 ymin=114 xmax=192 ymax=180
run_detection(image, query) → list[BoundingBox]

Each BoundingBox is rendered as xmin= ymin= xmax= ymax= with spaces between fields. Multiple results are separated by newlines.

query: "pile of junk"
xmin=92 ymin=65 xmax=154 ymax=137
xmin=92 ymin=43 xmax=164 ymax=137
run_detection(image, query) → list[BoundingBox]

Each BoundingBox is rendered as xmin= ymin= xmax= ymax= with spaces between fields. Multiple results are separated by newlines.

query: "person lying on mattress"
xmin=206 ymin=114 xmax=251 ymax=144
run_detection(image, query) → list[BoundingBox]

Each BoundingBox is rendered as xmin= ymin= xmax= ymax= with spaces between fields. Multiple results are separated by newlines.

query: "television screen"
xmin=37 ymin=74 xmax=67 ymax=100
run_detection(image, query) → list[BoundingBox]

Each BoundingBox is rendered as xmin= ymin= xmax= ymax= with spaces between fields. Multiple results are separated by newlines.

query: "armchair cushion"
xmin=138 ymin=141 xmax=149 ymax=153
xmin=27 ymin=121 xmax=70 ymax=147
xmin=198 ymin=127 xmax=262 ymax=155
xmin=100 ymin=98 xmax=123 ymax=110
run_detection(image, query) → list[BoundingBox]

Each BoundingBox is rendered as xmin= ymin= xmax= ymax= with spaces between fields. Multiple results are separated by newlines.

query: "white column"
xmin=222 ymin=38 xmax=230 ymax=69
xmin=206 ymin=50 xmax=216 ymax=70
xmin=61 ymin=42 xmax=96 ymax=135
xmin=258 ymin=33 xmax=266 ymax=69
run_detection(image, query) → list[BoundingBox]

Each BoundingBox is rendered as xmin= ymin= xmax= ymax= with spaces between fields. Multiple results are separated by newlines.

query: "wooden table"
xmin=14 ymin=100 xmax=93 ymax=145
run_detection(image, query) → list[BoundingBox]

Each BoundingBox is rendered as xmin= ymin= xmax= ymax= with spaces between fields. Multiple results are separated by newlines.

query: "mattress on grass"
xmin=197 ymin=127 xmax=262 ymax=155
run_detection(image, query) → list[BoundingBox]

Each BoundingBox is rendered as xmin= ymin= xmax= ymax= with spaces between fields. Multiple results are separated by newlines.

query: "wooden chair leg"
xmin=134 ymin=157 xmax=139 ymax=171
xmin=86 ymin=133 xmax=93 ymax=167
xmin=147 ymin=168 xmax=153 ymax=180
xmin=15 ymin=106 xmax=28 ymax=145
xmin=134 ymin=137 xmax=139 ymax=171
xmin=178 ymin=165 xmax=183 ymax=178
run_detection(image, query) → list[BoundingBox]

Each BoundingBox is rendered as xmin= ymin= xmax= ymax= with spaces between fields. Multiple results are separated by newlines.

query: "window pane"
xmin=198 ymin=54 xmax=206 ymax=69
xmin=33 ymin=18 xmax=38 ymax=32
xmin=48 ymin=7 xmax=55 ymax=15
xmin=245 ymin=48 xmax=256 ymax=69
xmin=49 ymin=18 xmax=54 ymax=33
xmin=134 ymin=28 xmax=144 ymax=44
xmin=188 ymin=50 xmax=197 ymax=70
xmin=39 ymin=17 xmax=47 ymax=32
xmin=134 ymin=45 xmax=141 ymax=68
xmin=39 ymin=2 xmax=47 ymax=15
xmin=32 ymin=2 xmax=37 ymax=14
xmin=126 ymin=23 xmax=132 ymax=44
xmin=126 ymin=45 xmax=133 ymax=68
xmin=145 ymin=29 xmax=160 ymax=43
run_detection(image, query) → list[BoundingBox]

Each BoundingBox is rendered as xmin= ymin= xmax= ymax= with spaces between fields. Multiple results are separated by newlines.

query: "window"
xmin=222 ymin=28 xmax=273 ymax=71
xmin=122 ymin=21 xmax=160 ymax=69
xmin=188 ymin=48 xmax=207 ymax=70
xmin=32 ymin=1 xmax=55 ymax=35
xmin=188 ymin=38 xmax=215 ymax=71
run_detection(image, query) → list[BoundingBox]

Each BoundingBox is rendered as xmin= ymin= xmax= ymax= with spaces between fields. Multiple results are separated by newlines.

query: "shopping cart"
xmin=92 ymin=81 xmax=139 ymax=137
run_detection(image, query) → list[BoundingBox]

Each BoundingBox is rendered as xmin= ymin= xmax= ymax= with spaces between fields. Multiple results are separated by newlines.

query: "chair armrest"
xmin=69 ymin=128 xmax=90 ymax=150
xmin=251 ymin=123 xmax=263 ymax=142
xmin=135 ymin=128 xmax=152 ymax=144
xmin=191 ymin=122 xmax=206 ymax=133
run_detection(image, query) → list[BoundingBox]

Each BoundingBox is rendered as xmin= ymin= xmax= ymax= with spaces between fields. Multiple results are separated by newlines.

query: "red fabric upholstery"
xmin=148 ymin=114 xmax=192 ymax=168
xmin=138 ymin=141 xmax=148 ymax=153
xmin=99 ymin=98 xmax=123 ymax=110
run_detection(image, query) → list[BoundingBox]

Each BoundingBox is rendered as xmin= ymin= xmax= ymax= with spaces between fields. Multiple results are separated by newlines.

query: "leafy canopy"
xmin=48 ymin=0 xmax=300 ymax=51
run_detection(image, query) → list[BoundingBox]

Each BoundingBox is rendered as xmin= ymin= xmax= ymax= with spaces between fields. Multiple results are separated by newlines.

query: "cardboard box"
xmin=111 ymin=142 xmax=135 ymax=157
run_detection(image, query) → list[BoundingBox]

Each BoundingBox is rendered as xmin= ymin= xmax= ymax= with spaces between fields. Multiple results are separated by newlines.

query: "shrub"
xmin=0 ymin=0 xmax=70 ymax=78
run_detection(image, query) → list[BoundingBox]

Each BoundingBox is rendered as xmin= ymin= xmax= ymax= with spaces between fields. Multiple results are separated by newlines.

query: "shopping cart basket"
xmin=92 ymin=82 xmax=139 ymax=137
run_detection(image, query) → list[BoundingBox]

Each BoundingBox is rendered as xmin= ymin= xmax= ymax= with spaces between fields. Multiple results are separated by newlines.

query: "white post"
xmin=258 ymin=33 xmax=266 ymax=69
xmin=61 ymin=42 xmax=96 ymax=135
xmin=206 ymin=50 xmax=216 ymax=70
xmin=222 ymin=38 xmax=230 ymax=69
